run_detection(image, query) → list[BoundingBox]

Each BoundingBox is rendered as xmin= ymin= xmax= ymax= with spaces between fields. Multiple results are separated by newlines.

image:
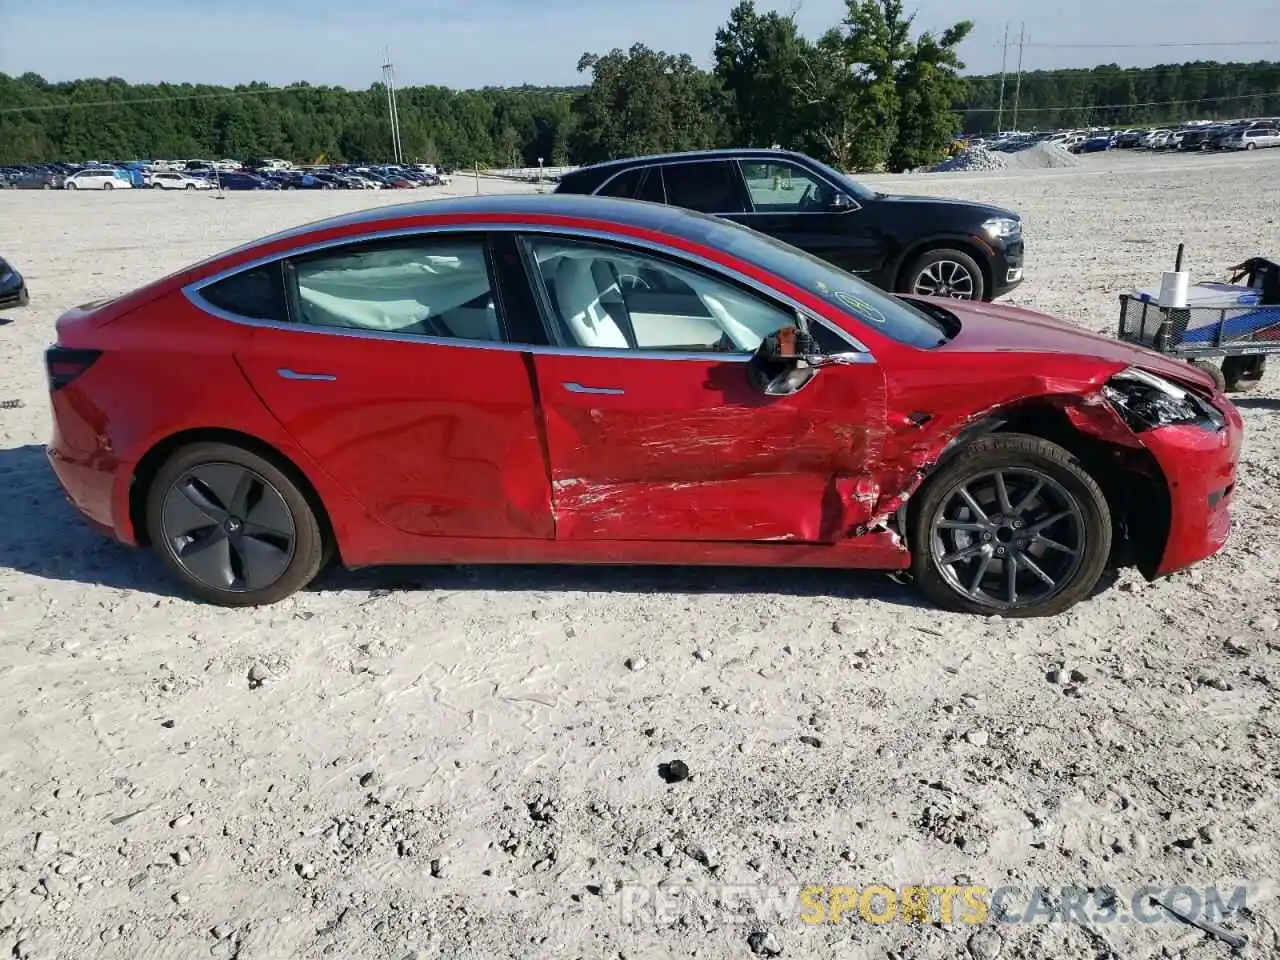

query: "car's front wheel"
xmin=904 ymin=248 xmax=986 ymax=301
xmin=145 ymin=442 xmax=327 ymax=606
xmin=910 ymin=434 xmax=1112 ymax=617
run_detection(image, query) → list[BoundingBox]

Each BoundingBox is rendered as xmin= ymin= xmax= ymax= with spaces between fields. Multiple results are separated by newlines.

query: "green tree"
xmin=570 ymin=44 xmax=725 ymax=163
xmin=889 ymin=21 xmax=973 ymax=171
xmin=713 ymin=1 xmax=810 ymax=148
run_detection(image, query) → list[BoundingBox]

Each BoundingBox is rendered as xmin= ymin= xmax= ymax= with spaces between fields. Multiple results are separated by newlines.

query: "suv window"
xmin=524 ymin=235 xmax=796 ymax=353
xmin=636 ymin=168 xmax=665 ymax=204
xmin=287 ymin=238 xmax=503 ymax=340
xmin=199 ymin=264 xmax=289 ymax=323
xmin=596 ymin=167 xmax=643 ymax=199
xmin=660 ymin=161 xmax=748 ymax=214
xmin=738 ymin=160 xmax=838 ymax=213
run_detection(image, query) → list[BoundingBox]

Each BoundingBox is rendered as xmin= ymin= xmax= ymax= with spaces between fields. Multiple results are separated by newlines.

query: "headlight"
xmin=1101 ymin=368 xmax=1223 ymax=432
xmin=981 ymin=217 xmax=1022 ymax=240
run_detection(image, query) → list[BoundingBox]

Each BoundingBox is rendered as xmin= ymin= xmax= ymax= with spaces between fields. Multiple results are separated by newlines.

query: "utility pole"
xmin=996 ymin=22 xmax=1009 ymax=135
xmin=1011 ymin=23 xmax=1026 ymax=133
xmin=381 ymin=47 xmax=403 ymax=164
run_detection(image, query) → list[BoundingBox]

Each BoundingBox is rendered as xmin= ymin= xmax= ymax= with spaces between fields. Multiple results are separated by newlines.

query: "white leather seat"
xmin=552 ymin=257 xmax=629 ymax=348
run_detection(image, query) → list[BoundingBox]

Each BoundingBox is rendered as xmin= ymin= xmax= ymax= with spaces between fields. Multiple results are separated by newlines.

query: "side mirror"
xmin=748 ymin=322 xmax=821 ymax=396
xmin=830 ymin=193 xmax=854 ymax=211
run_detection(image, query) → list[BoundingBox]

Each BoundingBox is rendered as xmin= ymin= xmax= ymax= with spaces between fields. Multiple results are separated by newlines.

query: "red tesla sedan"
xmin=45 ymin=195 xmax=1242 ymax=616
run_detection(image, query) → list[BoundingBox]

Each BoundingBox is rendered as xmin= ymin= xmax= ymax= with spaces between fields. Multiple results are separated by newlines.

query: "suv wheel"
xmin=905 ymin=248 xmax=985 ymax=301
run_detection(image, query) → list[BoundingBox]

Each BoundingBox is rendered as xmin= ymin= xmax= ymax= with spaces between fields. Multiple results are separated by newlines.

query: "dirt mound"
xmin=1003 ymin=141 xmax=1082 ymax=170
xmin=924 ymin=146 xmax=1008 ymax=173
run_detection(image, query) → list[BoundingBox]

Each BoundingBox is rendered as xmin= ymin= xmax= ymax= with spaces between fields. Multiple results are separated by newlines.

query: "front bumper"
xmin=0 ymin=278 xmax=28 ymax=309
xmin=1145 ymin=397 xmax=1243 ymax=577
xmin=988 ymin=238 xmax=1025 ymax=300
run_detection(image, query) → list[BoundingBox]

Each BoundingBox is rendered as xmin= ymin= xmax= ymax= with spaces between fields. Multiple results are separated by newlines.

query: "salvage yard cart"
xmin=1117 ymin=254 xmax=1280 ymax=392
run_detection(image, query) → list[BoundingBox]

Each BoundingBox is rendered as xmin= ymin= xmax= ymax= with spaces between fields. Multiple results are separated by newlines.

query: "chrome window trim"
xmin=183 ymin=221 xmax=875 ymax=363
xmin=591 ymin=156 xmax=862 ymax=216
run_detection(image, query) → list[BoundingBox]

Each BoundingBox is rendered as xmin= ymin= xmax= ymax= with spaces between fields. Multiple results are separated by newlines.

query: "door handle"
xmin=277 ymin=368 xmax=337 ymax=381
xmin=563 ymin=381 xmax=624 ymax=395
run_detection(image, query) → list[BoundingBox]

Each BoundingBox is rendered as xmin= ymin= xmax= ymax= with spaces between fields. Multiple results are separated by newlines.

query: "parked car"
xmin=555 ymin=148 xmax=1024 ymax=302
xmin=1224 ymin=127 xmax=1280 ymax=150
xmin=64 ymin=168 xmax=133 ymax=190
xmin=0 ymin=255 xmax=28 ymax=308
xmin=1113 ymin=129 xmax=1148 ymax=148
xmin=147 ymin=170 xmax=215 ymax=190
xmin=1074 ymin=135 xmax=1113 ymax=154
xmin=214 ymin=171 xmax=281 ymax=190
xmin=44 ymin=194 xmax=1240 ymax=617
xmin=5 ymin=168 xmax=64 ymax=189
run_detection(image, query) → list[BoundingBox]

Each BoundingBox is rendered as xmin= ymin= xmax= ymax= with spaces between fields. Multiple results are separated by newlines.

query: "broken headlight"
xmin=1102 ymin=368 xmax=1224 ymax=432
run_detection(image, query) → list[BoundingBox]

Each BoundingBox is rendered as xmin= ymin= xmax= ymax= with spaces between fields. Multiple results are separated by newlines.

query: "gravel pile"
xmin=924 ymin=146 xmax=1008 ymax=173
xmin=1004 ymin=141 xmax=1082 ymax=170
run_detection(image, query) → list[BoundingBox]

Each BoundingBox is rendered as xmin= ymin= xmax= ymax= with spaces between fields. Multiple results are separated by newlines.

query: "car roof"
xmin=557 ymin=148 xmax=817 ymax=191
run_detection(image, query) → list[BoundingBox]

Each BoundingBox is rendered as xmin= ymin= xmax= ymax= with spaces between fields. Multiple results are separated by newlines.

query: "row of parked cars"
xmin=0 ymin=160 xmax=456 ymax=191
xmin=1112 ymin=118 xmax=1280 ymax=151
xmin=969 ymin=117 xmax=1280 ymax=156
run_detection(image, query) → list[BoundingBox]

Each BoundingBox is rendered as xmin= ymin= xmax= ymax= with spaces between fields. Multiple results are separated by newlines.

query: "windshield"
xmin=801 ymin=156 xmax=881 ymax=202
xmin=676 ymin=211 xmax=950 ymax=349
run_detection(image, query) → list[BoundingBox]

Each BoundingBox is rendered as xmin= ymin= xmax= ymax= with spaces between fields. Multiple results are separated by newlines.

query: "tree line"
xmin=2 ymin=0 xmax=1278 ymax=172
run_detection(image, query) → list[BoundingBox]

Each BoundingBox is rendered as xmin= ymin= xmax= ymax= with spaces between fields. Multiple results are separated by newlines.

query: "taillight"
xmin=45 ymin=346 xmax=102 ymax=390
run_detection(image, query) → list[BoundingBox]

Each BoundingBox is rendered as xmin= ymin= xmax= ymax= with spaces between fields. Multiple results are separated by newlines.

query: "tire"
xmin=1246 ymin=142 xmax=1256 ymax=151
xmin=186 ymin=183 xmax=196 ymax=190
xmin=66 ymin=182 xmax=77 ymax=190
xmin=145 ymin=442 xmax=327 ymax=606
xmin=910 ymin=433 xmax=1112 ymax=618
xmin=903 ymin=247 xmax=986 ymax=301
xmin=1189 ymin=359 xmax=1227 ymax=393
xmin=1222 ymin=355 xmax=1265 ymax=392
xmin=103 ymin=182 xmax=114 ymax=191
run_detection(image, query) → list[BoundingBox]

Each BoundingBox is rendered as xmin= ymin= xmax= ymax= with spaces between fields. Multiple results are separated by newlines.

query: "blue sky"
xmin=3 ymin=0 xmax=1277 ymax=89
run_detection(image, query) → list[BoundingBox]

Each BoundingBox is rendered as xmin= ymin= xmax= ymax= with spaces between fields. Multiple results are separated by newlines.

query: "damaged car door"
xmin=519 ymin=233 xmax=889 ymax=543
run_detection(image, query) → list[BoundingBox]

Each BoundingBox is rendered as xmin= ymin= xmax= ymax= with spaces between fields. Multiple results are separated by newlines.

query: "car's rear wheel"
xmin=145 ymin=442 xmax=326 ymax=606
xmin=905 ymin=248 xmax=985 ymax=301
xmin=910 ymin=434 xmax=1111 ymax=617
xmin=103 ymin=182 xmax=114 ymax=191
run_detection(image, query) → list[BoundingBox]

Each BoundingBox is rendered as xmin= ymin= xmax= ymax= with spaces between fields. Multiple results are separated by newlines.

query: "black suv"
xmin=554 ymin=148 xmax=1025 ymax=302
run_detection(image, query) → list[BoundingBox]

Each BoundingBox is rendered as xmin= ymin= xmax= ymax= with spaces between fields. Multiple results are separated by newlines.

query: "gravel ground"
xmin=1 ymin=152 xmax=1279 ymax=960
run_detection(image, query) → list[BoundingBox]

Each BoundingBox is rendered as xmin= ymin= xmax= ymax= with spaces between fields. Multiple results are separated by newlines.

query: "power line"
xmin=958 ymin=90 xmax=1280 ymax=115
xmin=1023 ymin=39 xmax=1280 ymax=49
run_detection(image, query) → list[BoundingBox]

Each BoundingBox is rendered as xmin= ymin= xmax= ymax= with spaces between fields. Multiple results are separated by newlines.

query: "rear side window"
xmin=596 ymin=168 xmax=643 ymax=198
xmin=198 ymin=264 xmax=289 ymax=322
xmin=661 ymin=161 xmax=747 ymax=214
xmin=287 ymin=237 xmax=504 ymax=341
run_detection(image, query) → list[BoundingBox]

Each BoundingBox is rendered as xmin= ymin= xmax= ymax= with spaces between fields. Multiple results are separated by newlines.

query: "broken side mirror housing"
xmin=748 ymin=321 xmax=821 ymax=396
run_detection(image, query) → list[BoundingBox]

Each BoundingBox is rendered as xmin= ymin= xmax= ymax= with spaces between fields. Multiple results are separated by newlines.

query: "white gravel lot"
xmin=0 ymin=153 xmax=1279 ymax=960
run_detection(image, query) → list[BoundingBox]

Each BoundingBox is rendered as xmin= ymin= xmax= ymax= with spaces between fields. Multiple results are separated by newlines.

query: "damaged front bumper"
xmin=1074 ymin=368 xmax=1242 ymax=579
xmin=1140 ymin=401 xmax=1242 ymax=577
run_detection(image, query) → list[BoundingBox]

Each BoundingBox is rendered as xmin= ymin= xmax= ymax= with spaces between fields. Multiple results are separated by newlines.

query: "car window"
xmin=199 ymin=264 xmax=290 ymax=323
xmin=635 ymin=168 xmax=665 ymax=204
xmin=738 ymin=160 xmax=838 ymax=213
xmin=287 ymin=238 xmax=503 ymax=341
xmin=595 ymin=168 xmax=642 ymax=199
xmin=661 ymin=161 xmax=748 ymax=214
xmin=523 ymin=235 xmax=796 ymax=354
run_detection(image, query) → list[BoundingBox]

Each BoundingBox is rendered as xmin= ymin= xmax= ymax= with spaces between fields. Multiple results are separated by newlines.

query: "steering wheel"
xmin=618 ymin=273 xmax=651 ymax=291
